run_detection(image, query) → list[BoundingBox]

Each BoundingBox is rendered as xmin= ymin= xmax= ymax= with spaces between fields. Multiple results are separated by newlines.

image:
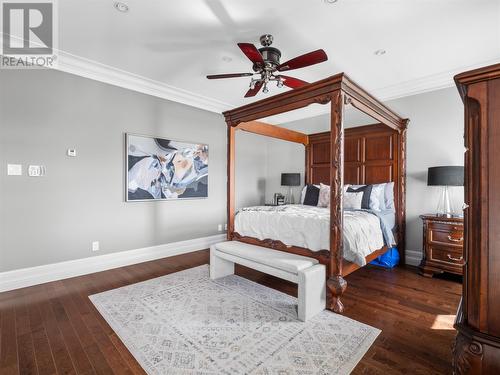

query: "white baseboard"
xmin=0 ymin=234 xmax=226 ymax=293
xmin=405 ymin=250 xmax=423 ymax=267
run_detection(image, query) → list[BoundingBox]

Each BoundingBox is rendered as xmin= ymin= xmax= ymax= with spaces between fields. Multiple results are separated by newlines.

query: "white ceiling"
xmin=57 ymin=0 xmax=500 ymax=122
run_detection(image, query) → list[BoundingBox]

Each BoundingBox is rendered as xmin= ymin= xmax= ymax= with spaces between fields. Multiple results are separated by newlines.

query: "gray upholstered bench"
xmin=210 ymin=241 xmax=326 ymax=322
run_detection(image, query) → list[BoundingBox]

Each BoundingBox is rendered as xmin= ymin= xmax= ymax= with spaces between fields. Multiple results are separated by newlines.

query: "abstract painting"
xmin=126 ymin=134 xmax=208 ymax=201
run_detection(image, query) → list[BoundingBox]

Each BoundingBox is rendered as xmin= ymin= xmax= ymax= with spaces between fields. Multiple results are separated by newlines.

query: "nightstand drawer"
xmin=429 ymin=227 xmax=464 ymax=246
xmin=420 ymin=214 xmax=464 ymax=277
xmin=430 ymin=246 xmax=464 ymax=265
xmin=429 ymin=222 xmax=463 ymax=232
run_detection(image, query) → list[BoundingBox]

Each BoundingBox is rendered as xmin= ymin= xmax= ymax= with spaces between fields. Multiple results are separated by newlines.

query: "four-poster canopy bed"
xmin=223 ymin=73 xmax=409 ymax=313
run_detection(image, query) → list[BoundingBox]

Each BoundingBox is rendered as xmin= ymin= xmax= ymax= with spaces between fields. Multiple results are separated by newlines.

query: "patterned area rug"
xmin=90 ymin=265 xmax=380 ymax=374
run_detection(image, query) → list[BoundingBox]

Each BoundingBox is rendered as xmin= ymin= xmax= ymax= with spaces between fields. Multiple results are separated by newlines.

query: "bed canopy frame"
xmin=223 ymin=73 xmax=409 ymax=313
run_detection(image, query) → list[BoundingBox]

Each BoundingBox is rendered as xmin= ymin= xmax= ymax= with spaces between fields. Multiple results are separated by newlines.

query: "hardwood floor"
xmin=0 ymin=249 xmax=461 ymax=375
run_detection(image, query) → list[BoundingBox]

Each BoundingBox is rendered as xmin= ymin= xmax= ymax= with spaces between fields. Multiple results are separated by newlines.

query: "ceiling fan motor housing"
xmin=254 ymin=47 xmax=281 ymax=71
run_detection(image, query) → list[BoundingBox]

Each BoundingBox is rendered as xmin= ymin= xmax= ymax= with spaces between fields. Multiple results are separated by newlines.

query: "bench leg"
xmin=210 ymin=246 xmax=234 ymax=280
xmin=298 ymin=264 xmax=326 ymax=322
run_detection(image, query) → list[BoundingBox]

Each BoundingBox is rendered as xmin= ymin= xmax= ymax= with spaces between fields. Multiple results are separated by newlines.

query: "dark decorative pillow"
xmin=346 ymin=185 xmax=373 ymax=209
xmin=303 ymin=184 xmax=320 ymax=206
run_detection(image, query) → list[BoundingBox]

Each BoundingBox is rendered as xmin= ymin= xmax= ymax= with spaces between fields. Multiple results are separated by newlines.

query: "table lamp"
xmin=427 ymin=166 xmax=464 ymax=217
xmin=281 ymin=173 xmax=301 ymax=204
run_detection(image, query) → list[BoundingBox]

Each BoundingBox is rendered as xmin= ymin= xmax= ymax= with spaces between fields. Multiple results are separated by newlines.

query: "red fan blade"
xmin=207 ymin=73 xmax=253 ymax=79
xmin=244 ymin=81 xmax=264 ymax=98
xmin=277 ymin=49 xmax=328 ymax=72
xmin=278 ymin=75 xmax=309 ymax=89
xmin=238 ymin=43 xmax=264 ymax=65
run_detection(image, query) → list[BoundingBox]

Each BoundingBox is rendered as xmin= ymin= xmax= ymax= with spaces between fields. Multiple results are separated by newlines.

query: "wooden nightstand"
xmin=419 ymin=214 xmax=464 ymax=277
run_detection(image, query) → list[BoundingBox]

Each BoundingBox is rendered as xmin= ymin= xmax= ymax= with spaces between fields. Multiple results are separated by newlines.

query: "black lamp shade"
xmin=427 ymin=166 xmax=464 ymax=186
xmin=281 ymin=173 xmax=301 ymax=186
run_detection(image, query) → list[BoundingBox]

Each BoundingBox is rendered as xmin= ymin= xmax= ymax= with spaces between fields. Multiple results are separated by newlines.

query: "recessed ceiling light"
xmin=222 ymin=56 xmax=232 ymax=62
xmin=324 ymin=0 xmax=338 ymax=3
xmin=374 ymin=49 xmax=386 ymax=56
xmin=114 ymin=1 xmax=129 ymax=13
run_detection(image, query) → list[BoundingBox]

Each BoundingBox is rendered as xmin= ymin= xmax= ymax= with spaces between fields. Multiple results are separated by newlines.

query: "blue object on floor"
xmin=370 ymin=247 xmax=399 ymax=268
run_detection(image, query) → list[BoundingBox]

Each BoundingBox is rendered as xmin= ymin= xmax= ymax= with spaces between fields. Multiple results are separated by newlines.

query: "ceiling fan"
xmin=206 ymin=34 xmax=328 ymax=97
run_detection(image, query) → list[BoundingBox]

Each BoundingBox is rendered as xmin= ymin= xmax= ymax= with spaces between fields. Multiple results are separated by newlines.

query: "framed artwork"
xmin=126 ymin=133 xmax=208 ymax=201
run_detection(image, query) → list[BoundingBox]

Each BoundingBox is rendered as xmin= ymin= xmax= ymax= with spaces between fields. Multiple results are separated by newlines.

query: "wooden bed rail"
xmin=235 ymin=120 xmax=309 ymax=145
xmin=224 ymin=73 xmax=409 ymax=313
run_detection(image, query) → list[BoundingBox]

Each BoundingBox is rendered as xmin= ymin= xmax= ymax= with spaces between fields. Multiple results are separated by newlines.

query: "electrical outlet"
xmin=92 ymin=241 xmax=100 ymax=252
xmin=28 ymin=165 xmax=46 ymax=177
xmin=217 ymin=224 xmax=223 ymax=232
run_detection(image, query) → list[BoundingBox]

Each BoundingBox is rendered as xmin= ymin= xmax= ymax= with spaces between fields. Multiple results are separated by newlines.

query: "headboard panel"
xmin=306 ymin=123 xmax=399 ymax=186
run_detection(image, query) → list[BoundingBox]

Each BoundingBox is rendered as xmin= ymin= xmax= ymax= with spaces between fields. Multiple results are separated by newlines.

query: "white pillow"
xmin=370 ymin=184 xmax=386 ymax=211
xmin=348 ymin=183 xmax=387 ymax=211
xmin=344 ymin=191 xmax=363 ymax=209
xmin=317 ymin=183 xmax=330 ymax=208
xmin=300 ymin=184 xmax=320 ymax=204
xmin=385 ymin=182 xmax=395 ymax=210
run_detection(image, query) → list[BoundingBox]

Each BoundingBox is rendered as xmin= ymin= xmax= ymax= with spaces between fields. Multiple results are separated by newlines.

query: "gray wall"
xmin=0 ymin=69 xmax=233 ymax=272
xmin=265 ymin=138 xmax=305 ymax=204
xmin=263 ymin=87 xmax=464 ymax=262
xmin=235 ymin=131 xmax=268 ymax=209
xmin=390 ymin=87 xmax=464 ymax=262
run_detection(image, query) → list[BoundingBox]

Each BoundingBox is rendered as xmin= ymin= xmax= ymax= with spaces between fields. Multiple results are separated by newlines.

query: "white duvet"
xmin=234 ymin=204 xmax=385 ymax=266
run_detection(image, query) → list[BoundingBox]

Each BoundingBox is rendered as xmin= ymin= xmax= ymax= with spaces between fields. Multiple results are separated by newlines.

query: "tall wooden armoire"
xmin=453 ymin=63 xmax=500 ymax=374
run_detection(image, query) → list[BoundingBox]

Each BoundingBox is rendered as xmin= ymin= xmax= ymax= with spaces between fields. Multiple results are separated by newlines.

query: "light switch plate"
xmin=7 ymin=164 xmax=22 ymax=176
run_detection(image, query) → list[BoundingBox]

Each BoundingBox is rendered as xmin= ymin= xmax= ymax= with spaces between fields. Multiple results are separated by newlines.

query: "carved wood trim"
xmin=223 ymin=73 xmax=408 ymax=131
xmin=329 ymin=90 xmax=344 ymax=276
xmin=233 ymin=233 xmax=331 ymax=264
xmin=227 ymin=125 xmax=235 ymax=240
xmin=455 ymin=63 xmax=500 ymax=101
xmin=328 ymin=90 xmax=347 ymax=313
xmin=397 ymin=122 xmax=408 ymax=264
xmin=453 ymin=331 xmax=484 ymax=375
xmin=341 ymin=75 xmax=408 ymax=131
xmin=223 ymin=74 xmax=343 ymax=126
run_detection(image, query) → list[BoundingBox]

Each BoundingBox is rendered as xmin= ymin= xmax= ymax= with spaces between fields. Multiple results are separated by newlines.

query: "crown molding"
xmin=373 ymin=58 xmax=500 ymax=101
xmin=53 ymin=52 xmax=500 ymax=123
xmin=55 ymin=51 xmax=233 ymax=114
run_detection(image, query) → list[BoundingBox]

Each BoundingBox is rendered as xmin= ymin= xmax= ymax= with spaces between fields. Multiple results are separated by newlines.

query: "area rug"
xmin=89 ymin=265 xmax=380 ymax=374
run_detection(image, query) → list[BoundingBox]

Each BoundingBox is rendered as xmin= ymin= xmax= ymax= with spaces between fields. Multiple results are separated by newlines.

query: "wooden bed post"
xmin=327 ymin=90 xmax=347 ymax=313
xmin=227 ymin=124 xmax=235 ymax=240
